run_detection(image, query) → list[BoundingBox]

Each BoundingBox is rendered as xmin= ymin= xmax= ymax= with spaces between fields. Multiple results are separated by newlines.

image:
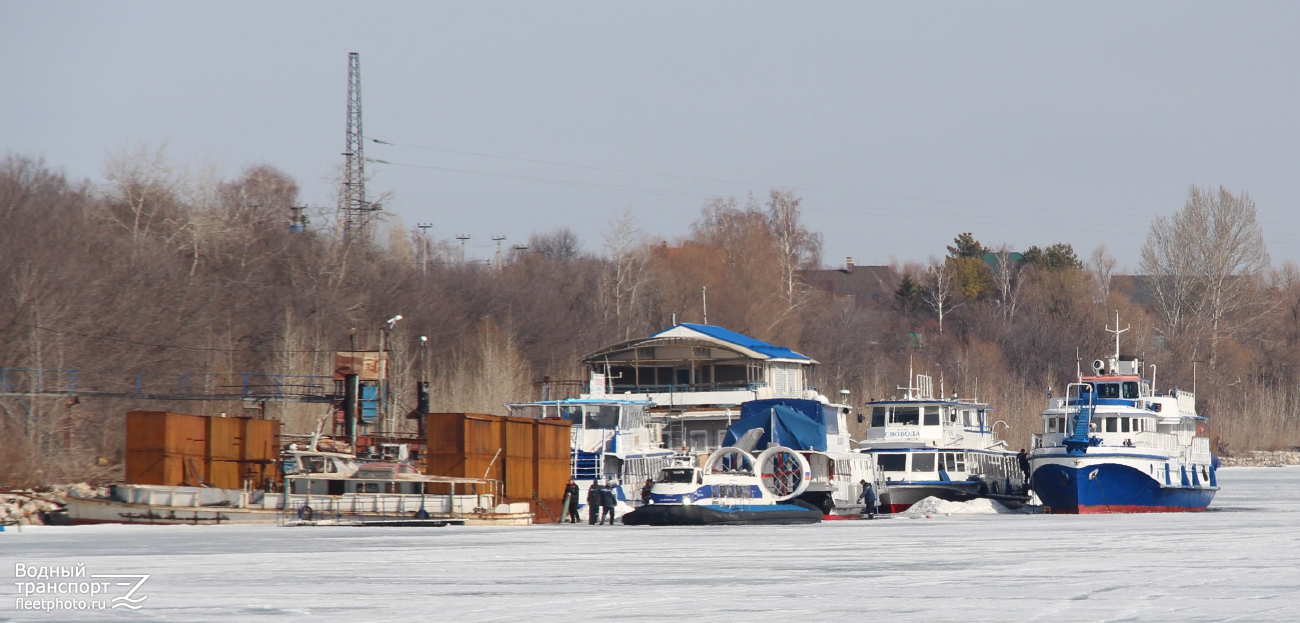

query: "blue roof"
xmin=656 ymin=323 xmax=811 ymax=361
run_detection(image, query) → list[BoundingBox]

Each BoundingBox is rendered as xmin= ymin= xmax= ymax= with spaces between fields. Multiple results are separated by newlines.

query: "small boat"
xmin=857 ymin=371 xmax=1028 ymax=513
xmin=1028 ymin=313 xmax=1218 ymax=513
xmin=621 ymin=446 xmax=823 ymax=525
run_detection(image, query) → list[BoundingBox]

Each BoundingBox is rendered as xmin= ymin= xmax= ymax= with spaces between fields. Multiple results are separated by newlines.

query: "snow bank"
xmin=898 ymin=496 xmax=1012 ymax=517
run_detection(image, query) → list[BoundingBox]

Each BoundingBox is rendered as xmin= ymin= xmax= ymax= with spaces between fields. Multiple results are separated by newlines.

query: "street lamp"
xmin=378 ymin=315 xmax=403 ymax=434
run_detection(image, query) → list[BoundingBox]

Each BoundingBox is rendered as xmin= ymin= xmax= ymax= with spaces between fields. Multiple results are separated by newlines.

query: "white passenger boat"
xmin=858 ymin=372 xmax=1027 ymax=513
xmin=1028 ymin=314 xmax=1218 ymax=513
xmin=622 ymin=446 xmax=823 ymax=525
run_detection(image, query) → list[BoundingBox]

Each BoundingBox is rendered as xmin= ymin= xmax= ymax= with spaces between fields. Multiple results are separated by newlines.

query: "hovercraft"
xmin=622 ymin=445 xmax=822 ymax=526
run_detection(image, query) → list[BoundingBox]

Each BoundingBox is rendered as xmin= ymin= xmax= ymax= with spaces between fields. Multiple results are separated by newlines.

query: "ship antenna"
xmin=1105 ymin=310 xmax=1130 ymax=373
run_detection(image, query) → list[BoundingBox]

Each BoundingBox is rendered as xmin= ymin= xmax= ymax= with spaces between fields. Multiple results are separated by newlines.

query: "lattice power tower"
xmin=340 ymin=52 xmax=378 ymax=243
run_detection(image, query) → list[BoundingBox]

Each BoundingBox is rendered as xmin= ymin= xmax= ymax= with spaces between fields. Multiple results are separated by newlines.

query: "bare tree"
xmin=529 ymin=227 xmax=582 ymax=261
xmin=1140 ymin=185 xmax=1270 ymax=367
xmin=766 ymin=189 xmax=823 ymax=307
xmin=1088 ymin=244 xmax=1118 ymax=302
xmin=922 ymin=258 xmax=960 ymax=334
xmin=990 ymin=245 xmax=1022 ymax=322
xmin=601 ymin=209 xmax=647 ymax=338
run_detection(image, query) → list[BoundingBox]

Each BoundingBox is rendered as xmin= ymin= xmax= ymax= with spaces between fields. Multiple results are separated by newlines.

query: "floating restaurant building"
xmin=579 ymin=323 xmax=821 ymax=453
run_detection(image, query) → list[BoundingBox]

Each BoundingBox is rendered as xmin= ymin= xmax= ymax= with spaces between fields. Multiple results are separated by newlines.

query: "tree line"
xmin=1 ymin=151 xmax=1296 ymax=486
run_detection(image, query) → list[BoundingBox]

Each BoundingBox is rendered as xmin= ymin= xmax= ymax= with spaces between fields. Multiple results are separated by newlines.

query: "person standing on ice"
xmin=586 ymin=482 xmax=604 ymax=525
xmin=599 ymin=480 xmax=618 ymax=525
xmin=640 ymin=479 xmax=655 ymax=506
xmin=564 ymin=479 xmax=581 ymax=523
xmin=1017 ymin=449 xmax=1032 ymax=492
xmin=857 ymin=479 xmax=877 ymax=519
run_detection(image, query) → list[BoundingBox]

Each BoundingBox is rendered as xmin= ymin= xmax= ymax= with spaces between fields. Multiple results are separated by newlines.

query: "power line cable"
xmin=1 ymin=320 xmax=337 ymax=354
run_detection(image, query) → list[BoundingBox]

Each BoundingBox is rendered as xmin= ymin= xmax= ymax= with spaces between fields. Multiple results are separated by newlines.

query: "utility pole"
xmin=416 ymin=223 xmax=432 ymax=275
xmin=492 ymin=236 xmax=506 ymax=271
xmin=339 ymin=52 xmax=377 ymax=244
xmin=456 ymin=234 xmax=470 ymax=265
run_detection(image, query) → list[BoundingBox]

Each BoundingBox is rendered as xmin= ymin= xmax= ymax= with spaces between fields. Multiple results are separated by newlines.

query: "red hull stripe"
xmin=1050 ymin=504 xmax=1209 ymax=514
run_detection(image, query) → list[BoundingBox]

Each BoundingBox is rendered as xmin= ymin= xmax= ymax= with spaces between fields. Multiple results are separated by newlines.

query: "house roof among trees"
xmin=798 ymin=264 xmax=899 ymax=303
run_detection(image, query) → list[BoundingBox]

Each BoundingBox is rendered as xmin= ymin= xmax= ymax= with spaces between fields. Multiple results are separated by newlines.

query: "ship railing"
xmin=1189 ymin=437 xmax=1212 ymax=464
xmin=1134 ymin=432 xmax=1179 ymax=453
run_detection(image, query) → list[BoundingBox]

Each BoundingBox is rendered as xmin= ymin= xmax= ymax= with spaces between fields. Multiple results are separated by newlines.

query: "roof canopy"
xmin=581 ymin=323 xmax=814 ymax=364
xmin=723 ymin=404 xmax=827 ymax=452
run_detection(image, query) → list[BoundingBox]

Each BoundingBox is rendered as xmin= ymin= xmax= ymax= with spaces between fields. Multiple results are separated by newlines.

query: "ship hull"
xmin=1032 ymin=461 xmax=1216 ymax=514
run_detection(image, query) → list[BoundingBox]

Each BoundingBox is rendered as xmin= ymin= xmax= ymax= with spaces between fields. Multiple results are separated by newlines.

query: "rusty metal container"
xmin=205 ymin=417 xmax=243 ymax=461
xmin=125 ymin=411 xmax=206 ymax=456
xmin=536 ymin=458 xmax=571 ymax=500
xmin=427 ymin=413 xmax=504 ymax=481
xmin=240 ymin=418 xmax=281 ymax=462
xmin=503 ymin=417 xmax=536 ymax=499
xmin=125 ymin=452 xmax=207 ymax=486
xmin=206 ymin=459 xmax=242 ymax=489
xmin=534 ymin=418 xmax=571 ymax=460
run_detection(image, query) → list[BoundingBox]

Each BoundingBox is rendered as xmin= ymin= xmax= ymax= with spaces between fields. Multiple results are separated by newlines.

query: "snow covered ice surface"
xmin=4 ymin=468 xmax=1299 ymax=622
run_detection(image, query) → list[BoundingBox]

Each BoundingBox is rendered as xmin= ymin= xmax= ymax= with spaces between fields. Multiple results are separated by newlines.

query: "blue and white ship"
xmin=622 ymin=446 xmax=823 ymax=525
xmin=1028 ymin=314 xmax=1218 ymax=514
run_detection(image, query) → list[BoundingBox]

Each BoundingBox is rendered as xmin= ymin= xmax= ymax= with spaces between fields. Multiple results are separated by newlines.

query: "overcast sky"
xmin=4 ymin=1 xmax=1299 ymax=269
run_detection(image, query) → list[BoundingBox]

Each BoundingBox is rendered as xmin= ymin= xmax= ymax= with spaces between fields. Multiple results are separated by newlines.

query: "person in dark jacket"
xmin=599 ymin=480 xmax=618 ymax=525
xmin=1017 ymin=449 xmax=1032 ymax=493
xmin=857 ymin=479 xmax=878 ymax=519
xmin=640 ymin=478 xmax=655 ymax=506
xmin=586 ymin=482 xmax=603 ymax=525
xmin=564 ymin=480 xmax=581 ymax=523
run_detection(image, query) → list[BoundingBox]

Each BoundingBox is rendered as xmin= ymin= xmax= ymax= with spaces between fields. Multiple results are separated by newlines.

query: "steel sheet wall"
xmin=504 ymin=418 xmax=536 ymax=499
xmin=205 ymin=417 xmax=242 ymax=461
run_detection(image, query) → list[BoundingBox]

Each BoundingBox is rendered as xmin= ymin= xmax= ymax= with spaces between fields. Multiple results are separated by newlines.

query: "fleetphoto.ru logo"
xmin=12 ymin=563 xmax=150 ymax=611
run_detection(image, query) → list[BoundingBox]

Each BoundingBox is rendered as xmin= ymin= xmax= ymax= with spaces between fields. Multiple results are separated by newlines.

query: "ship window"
xmin=584 ymin=406 xmax=620 ymax=429
xmin=658 ymin=469 xmax=696 ymax=484
xmin=943 ymin=453 xmax=956 ymax=472
xmin=956 ymin=453 xmax=966 ymax=472
xmin=324 ymin=459 xmax=338 ymax=473
xmin=891 ymin=407 xmax=920 ymax=426
xmin=1121 ymin=418 xmax=1131 ymax=433
xmin=877 ymin=454 xmax=907 ymax=472
xmin=300 ymin=456 xmax=325 ymax=473
xmin=1098 ymin=383 xmax=1120 ymax=399
xmin=1105 ymin=418 xmax=1117 ymax=433
xmin=924 ymin=407 xmax=940 ymax=426
xmin=1046 ymin=418 xmax=1057 ymax=433
xmin=1123 ymin=382 xmax=1139 ymax=399
xmin=946 ymin=409 xmax=958 ymax=424
xmin=871 ymin=407 xmax=886 ymax=427
xmin=912 ymin=453 xmax=936 ymax=472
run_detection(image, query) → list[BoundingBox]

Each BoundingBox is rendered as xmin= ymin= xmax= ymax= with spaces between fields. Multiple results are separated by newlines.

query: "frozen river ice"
xmin=3 ymin=466 xmax=1299 ymax=622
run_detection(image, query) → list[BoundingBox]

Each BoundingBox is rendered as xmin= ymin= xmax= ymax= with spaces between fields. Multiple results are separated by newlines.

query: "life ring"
xmin=297 ymin=505 xmax=314 ymax=521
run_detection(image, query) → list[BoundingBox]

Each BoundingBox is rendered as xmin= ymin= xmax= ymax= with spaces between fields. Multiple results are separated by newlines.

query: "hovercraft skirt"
xmin=622 ymin=503 xmax=822 ymax=526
